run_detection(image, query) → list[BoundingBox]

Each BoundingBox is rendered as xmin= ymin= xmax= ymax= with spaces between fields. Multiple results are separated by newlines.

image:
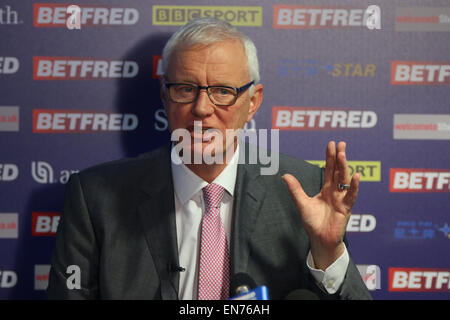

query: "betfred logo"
xmin=33 ymin=109 xmax=138 ymax=133
xmin=273 ymin=5 xmax=380 ymax=29
xmin=0 ymin=270 xmax=17 ymax=288
xmin=33 ymin=57 xmax=139 ymax=80
xmin=0 ymin=163 xmax=19 ymax=181
xmin=153 ymin=55 xmax=163 ymax=79
xmin=347 ymin=214 xmax=377 ymax=232
xmin=390 ymin=168 xmax=450 ymax=193
xmin=0 ymin=57 xmax=19 ymax=74
xmin=391 ymin=61 xmax=450 ymax=85
xmin=389 ymin=268 xmax=450 ymax=292
xmin=32 ymin=212 xmax=61 ymax=236
xmin=33 ymin=3 xmax=139 ymax=27
xmin=272 ymin=107 xmax=377 ymax=130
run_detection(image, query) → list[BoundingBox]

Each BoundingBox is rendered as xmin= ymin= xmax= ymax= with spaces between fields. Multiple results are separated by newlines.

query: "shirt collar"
xmin=171 ymin=145 xmax=239 ymax=205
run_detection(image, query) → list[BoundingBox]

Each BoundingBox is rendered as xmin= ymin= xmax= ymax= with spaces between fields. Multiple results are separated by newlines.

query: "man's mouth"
xmin=187 ymin=125 xmax=220 ymax=142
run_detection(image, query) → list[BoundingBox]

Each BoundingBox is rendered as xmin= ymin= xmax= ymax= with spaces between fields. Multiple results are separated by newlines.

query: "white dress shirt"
xmin=171 ymin=145 xmax=349 ymax=300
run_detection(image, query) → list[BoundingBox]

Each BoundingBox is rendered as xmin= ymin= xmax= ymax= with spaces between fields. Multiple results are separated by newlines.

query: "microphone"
xmin=284 ymin=289 xmax=320 ymax=300
xmin=168 ymin=263 xmax=185 ymax=273
xmin=229 ymin=273 xmax=269 ymax=300
xmin=230 ymin=272 xmax=257 ymax=296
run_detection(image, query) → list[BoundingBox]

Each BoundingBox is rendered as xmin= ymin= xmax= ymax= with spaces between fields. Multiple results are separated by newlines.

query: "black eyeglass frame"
xmin=163 ymin=80 xmax=255 ymax=106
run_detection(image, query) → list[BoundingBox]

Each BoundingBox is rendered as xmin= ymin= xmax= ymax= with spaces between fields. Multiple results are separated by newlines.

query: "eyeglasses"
xmin=164 ymin=80 xmax=254 ymax=107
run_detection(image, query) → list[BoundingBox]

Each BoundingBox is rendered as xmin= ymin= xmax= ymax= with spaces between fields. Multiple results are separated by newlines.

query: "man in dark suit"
xmin=47 ymin=18 xmax=372 ymax=300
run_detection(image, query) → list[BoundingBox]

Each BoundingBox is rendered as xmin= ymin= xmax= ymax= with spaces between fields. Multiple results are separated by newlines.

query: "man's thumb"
xmin=282 ymin=174 xmax=309 ymax=210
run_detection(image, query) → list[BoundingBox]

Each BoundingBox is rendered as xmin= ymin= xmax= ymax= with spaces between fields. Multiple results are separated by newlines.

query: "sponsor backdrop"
xmin=0 ymin=0 xmax=449 ymax=300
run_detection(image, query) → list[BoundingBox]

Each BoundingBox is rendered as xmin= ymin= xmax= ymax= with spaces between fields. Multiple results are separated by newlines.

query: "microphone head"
xmin=284 ymin=289 xmax=320 ymax=300
xmin=230 ymin=273 xmax=257 ymax=296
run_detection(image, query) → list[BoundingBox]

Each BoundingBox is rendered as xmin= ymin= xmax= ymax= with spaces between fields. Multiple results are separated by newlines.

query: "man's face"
xmin=162 ymin=39 xmax=263 ymax=159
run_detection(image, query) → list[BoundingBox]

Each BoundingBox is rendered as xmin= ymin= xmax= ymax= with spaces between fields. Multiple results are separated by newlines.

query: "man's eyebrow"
xmin=206 ymin=78 xmax=241 ymax=87
xmin=209 ymin=81 xmax=236 ymax=87
xmin=168 ymin=78 xmax=237 ymax=87
xmin=170 ymin=78 xmax=197 ymax=84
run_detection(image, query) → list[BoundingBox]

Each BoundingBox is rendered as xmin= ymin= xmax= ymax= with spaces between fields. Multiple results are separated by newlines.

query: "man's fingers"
xmin=324 ymin=141 xmax=336 ymax=187
xmin=337 ymin=148 xmax=351 ymax=186
xmin=343 ymin=173 xmax=360 ymax=209
xmin=324 ymin=141 xmax=352 ymax=193
xmin=336 ymin=141 xmax=346 ymax=154
xmin=282 ymin=174 xmax=309 ymax=211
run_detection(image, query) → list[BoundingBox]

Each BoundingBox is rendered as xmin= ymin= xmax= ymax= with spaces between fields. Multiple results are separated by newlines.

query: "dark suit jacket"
xmin=47 ymin=144 xmax=372 ymax=300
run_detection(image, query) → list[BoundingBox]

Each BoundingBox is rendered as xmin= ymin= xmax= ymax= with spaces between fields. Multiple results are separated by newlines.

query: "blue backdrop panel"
xmin=0 ymin=0 xmax=449 ymax=299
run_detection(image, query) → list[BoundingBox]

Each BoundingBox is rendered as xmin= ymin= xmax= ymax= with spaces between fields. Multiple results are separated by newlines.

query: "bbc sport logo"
xmin=307 ymin=161 xmax=381 ymax=182
xmin=152 ymin=5 xmax=262 ymax=26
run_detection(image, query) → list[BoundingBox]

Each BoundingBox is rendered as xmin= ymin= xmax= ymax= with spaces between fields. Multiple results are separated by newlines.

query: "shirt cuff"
xmin=306 ymin=244 xmax=350 ymax=294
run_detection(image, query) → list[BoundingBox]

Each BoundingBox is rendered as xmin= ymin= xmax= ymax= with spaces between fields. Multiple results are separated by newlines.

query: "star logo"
xmin=438 ymin=223 xmax=450 ymax=239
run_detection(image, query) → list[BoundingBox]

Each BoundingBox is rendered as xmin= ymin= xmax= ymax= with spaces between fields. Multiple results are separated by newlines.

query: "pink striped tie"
xmin=198 ymin=183 xmax=230 ymax=300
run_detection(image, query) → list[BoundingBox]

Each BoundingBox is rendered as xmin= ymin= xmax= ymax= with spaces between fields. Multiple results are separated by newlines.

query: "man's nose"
xmin=191 ymin=89 xmax=214 ymax=118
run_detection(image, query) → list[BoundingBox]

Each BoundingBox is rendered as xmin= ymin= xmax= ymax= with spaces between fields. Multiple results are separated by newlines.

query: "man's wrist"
xmin=310 ymin=241 xmax=346 ymax=271
xmin=307 ymin=244 xmax=350 ymax=295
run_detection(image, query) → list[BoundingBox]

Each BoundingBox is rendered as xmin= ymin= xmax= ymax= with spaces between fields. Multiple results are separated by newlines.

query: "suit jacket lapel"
xmin=134 ymin=143 xmax=268 ymax=298
xmin=137 ymin=145 xmax=179 ymax=300
xmin=231 ymin=146 xmax=267 ymax=276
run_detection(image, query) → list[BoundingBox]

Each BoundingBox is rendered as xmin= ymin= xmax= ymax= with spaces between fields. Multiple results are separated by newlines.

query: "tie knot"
xmin=203 ymin=183 xmax=225 ymax=209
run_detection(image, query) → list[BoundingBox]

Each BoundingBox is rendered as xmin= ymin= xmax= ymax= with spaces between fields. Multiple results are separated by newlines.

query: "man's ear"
xmin=247 ymin=83 xmax=263 ymax=122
